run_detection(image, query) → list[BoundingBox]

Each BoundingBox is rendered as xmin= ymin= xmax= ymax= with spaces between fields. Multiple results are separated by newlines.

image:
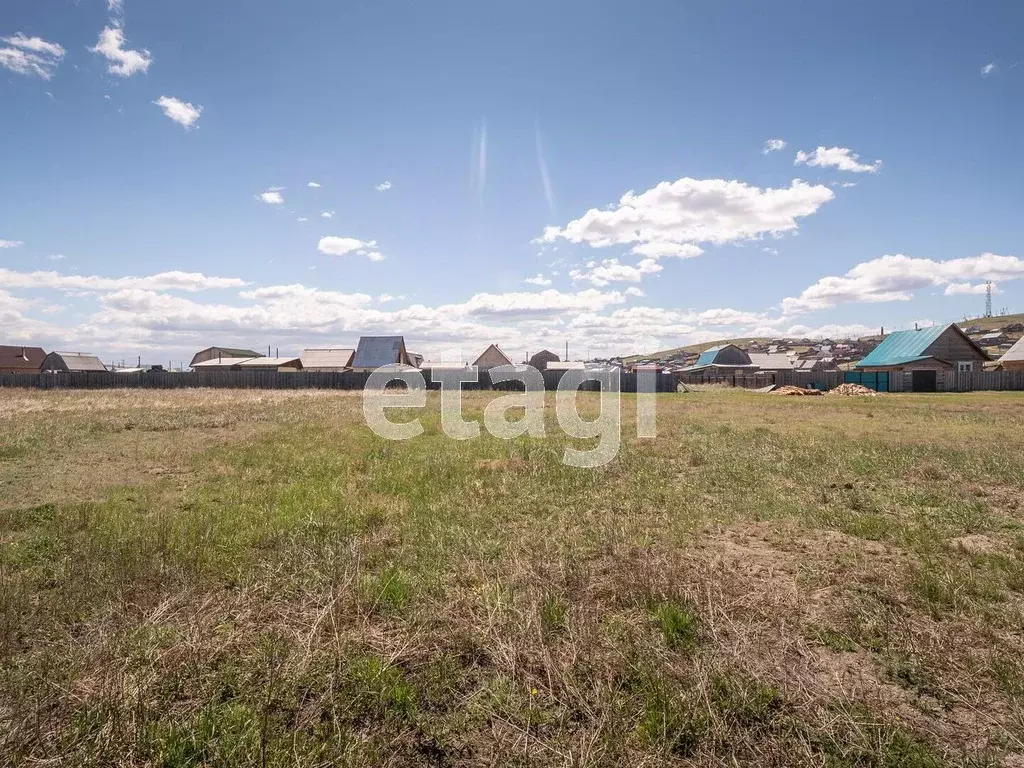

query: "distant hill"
xmin=624 ymin=311 xmax=1023 ymax=363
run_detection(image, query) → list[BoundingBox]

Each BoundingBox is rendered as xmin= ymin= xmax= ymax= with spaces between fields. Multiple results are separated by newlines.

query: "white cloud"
xmin=0 ymin=240 xmax=24 ymax=249
xmin=538 ymin=177 xmax=833 ymax=254
xmin=524 ymin=274 xmax=552 ymax=287
xmin=0 ymin=33 xmax=65 ymax=80
xmin=625 ymin=287 xmax=645 ymax=297
xmin=47 ymin=254 xmax=65 ymax=261
xmin=153 ymin=96 xmax=202 ymax=129
xmin=981 ymin=62 xmax=997 ymax=76
xmin=108 ymin=0 xmax=124 ymax=11
xmin=762 ymin=246 xmax=779 ymax=256
xmin=375 ymin=181 xmax=392 ymax=192
xmin=297 ymin=216 xmax=308 ymax=222
xmin=762 ymin=138 xmax=786 ymax=154
xmin=781 ymin=253 xmax=1024 ymax=315
xmin=320 ymin=211 xmax=334 ymax=218
xmin=307 ymin=182 xmax=321 ymax=188
xmin=89 ymin=26 xmax=152 ymax=77
xmin=0 ymin=267 xmax=246 ymax=294
xmin=258 ymin=191 xmax=283 ymax=205
xmin=943 ymin=281 xmax=997 ymax=296
xmin=630 ymin=242 xmax=703 ymax=259
xmin=535 ymin=123 xmax=556 ymax=216
xmin=318 ymin=237 xmax=385 ymax=261
xmin=794 ymin=146 xmax=882 ymax=174
xmin=570 ymin=257 xmax=663 ymax=287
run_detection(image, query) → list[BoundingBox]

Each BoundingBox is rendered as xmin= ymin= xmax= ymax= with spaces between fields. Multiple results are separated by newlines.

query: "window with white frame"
xmin=957 ymin=361 xmax=974 ymax=372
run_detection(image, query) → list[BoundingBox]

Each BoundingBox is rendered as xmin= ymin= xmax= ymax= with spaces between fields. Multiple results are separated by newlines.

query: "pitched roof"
xmin=747 ymin=353 xmax=794 ymax=371
xmin=192 ymin=357 xmax=256 ymax=368
xmin=472 ymin=343 xmax=512 ymax=368
xmin=0 ymin=345 xmax=46 ymax=372
xmin=300 ymin=348 xmax=354 ymax=368
xmin=235 ymin=357 xmax=302 ymax=368
xmin=351 ymin=336 xmax=407 ymax=368
xmin=855 ymin=324 xmax=950 ymax=367
xmin=1000 ymin=335 xmax=1024 ymax=364
xmin=51 ymin=352 xmax=107 ymax=372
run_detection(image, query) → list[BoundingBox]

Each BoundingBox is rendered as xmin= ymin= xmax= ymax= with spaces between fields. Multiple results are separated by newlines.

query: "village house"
xmin=855 ymin=324 xmax=989 ymax=392
xmin=0 ymin=345 xmax=46 ymax=374
xmin=41 ymin=351 xmax=108 ymax=373
xmin=350 ymin=336 xmax=412 ymax=371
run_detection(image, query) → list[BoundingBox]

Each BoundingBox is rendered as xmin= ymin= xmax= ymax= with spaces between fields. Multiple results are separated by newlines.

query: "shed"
xmin=0 ymin=345 xmax=46 ymax=373
xmin=300 ymin=348 xmax=354 ymax=371
xmin=994 ymin=336 xmax=1024 ymax=371
xmin=351 ymin=336 xmax=411 ymax=371
xmin=528 ymin=349 xmax=560 ymax=370
xmin=980 ymin=331 xmax=1008 ymax=345
xmin=190 ymin=346 xmax=261 ymax=367
xmin=473 ymin=344 xmax=512 ymax=371
xmin=41 ymin=351 xmax=108 ymax=373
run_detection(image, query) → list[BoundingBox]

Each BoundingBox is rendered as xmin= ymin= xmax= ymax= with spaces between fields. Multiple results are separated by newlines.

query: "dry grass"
xmin=1 ymin=388 xmax=1023 ymax=766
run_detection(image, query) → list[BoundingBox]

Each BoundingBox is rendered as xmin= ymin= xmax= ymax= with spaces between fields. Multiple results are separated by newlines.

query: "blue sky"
xmin=2 ymin=0 xmax=1022 ymax=365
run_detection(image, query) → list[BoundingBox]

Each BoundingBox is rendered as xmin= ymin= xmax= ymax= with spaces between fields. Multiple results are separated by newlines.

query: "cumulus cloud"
xmin=570 ymin=258 xmax=663 ymax=287
xmin=524 ymin=274 xmax=552 ymax=287
xmin=297 ymin=216 xmax=308 ymax=222
xmin=318 ymin=237 xmax=385 ymax=261
xmin=762 ymin=138 xmax=786 ymax=154
xmin=981 ymin=62 xmax=997 ymax=76
xmin=0 ymin=240 xmax=24 ymax=249
xmin=375 ymin=181 xmax=392 ymax=191
xmin=89 ymin=26 xmax=152 ymax=77
xmin=943 ymin=281 xmax=996 ymax=296
xmin=258 ymin=190 xmax=284 ymax=205
xmin=0 ymin=268 xmax=246 ymax=294
xmin=0 ymin=33 xmax=65 ymax=80
xmin=794 ymin=146 xmax=882 ymax=173
xmin=153 ymin=96 xmax=202 ymax=129
xmin=538 ymin=177 xmax=833 ymax=255
xmin=307 ymin=181 xmax=321 ymax=188
xmin=320 ymin=211 xmax=334 ymax=218
xmin=781 ymin=253 xmax=1024 ymax=315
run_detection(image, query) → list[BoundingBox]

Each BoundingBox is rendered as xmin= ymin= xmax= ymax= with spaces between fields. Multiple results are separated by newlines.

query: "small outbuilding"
xmin=41 ymin=351 xmax=108 ymax=373
xmin=0 ymin=345 xmax=46 ymax=373
xmin=235 ymin=357 xmax=303 ymax=372
xmin=680 ymin=344 xmax=755 ymax=373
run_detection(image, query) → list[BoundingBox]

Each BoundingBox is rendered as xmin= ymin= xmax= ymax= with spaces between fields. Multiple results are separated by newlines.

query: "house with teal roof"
xmin=855 ymin=324 xmax=989 ymax=390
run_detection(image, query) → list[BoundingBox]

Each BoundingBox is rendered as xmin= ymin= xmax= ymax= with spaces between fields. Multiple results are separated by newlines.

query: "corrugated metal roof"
xmin=235 ymin=357 xmax=301 ymax=368
xmin=352 ymin=336 xmax=407 ymax=368
xmin=0 ymin=345 xmax=46 ymax=372
xmin=300 ymin=348 xmax=354 ymax=368
xmin=693 ymin=345 xmax=727 ymax=367
xmin=855 ymin=325 xmax=948 ymax=367
xmin=747 ymin=353 xmax=794 ymax=370
xmin=1000 ymin=336 xmax=1024 ymax=363
xmin=192 ymin=357 xmax=256 ymax=368
xmin=53 ymin=352 xmax=107 ymax=372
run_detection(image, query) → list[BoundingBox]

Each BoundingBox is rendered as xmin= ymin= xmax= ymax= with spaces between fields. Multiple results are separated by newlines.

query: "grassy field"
xmin=1 ymin=388 xmax=1023 ymax=767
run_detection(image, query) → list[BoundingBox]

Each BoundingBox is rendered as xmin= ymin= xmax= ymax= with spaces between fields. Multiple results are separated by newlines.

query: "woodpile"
xmin=769 ymin=385 xmax=823 ymax=396
xmin=827 ymin=383 xmax=878 ymax=397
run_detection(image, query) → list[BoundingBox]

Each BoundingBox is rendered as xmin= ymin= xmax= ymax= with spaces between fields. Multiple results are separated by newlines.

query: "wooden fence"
xmin=2 ymin=368 xmax=1021 ymax=393
xmin=0 ymin=369 xmax=678 ymax=393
